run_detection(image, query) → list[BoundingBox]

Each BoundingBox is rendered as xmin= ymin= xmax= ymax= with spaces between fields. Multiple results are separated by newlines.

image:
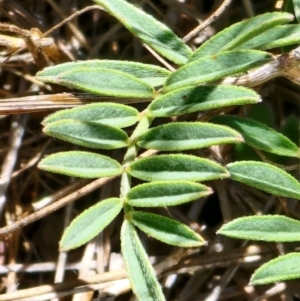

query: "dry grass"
xmin=0 ymin=0 xmax=299 ymax=300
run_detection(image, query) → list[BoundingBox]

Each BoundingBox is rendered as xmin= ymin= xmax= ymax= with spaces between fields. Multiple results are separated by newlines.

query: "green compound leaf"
xmin=148 ymin=85 xmax=260 ymax=117
xmin=42 ymin=103 xmax=139 ymax=129
xmin=128 ymin=154 xmax=229 ymax=182
xmin=37 ymin=60 xmax=171 ymax=88
xmin=60 ymin=198 xmax=122 ymax=251
xmin=238 ymin=25 xmax=300 ymax=50
xmin=138 ymin=122 xmax=243 ymax=151
xmin=250 ymin=253 xmax=300 ymax=285
xmin=121 ymin=220 xmax=165 ymax=301
xmin=36 ymin=67 xmax=154 ymax=98
xmin=212 ymin=115 xmax=300 ymax=158
xmin=93 ymin=0 xmax=192 ymax=65
xmin=129 ymin=211 xmax=206 ymax=247
xmin=190 ymin=12 xmax=293 ymax=61
xmin=226 ymin=161 xmax=300 ymax=199
xmin=38 ymin=151 xmax=122 ymax=178
xmin=126 ymin=181 xmax=212 ymax=207
xmin=43 ymin=119 xmax=128 ymax=149
xmin=218 ymin=215 xmax=300 ymax=242
xmin=163 ymin=50 xmax=272 ymax=93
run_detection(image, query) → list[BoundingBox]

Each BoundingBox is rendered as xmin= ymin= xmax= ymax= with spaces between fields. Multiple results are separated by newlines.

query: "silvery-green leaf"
xmin=212 ymin=115 xmax=300 ymax=157
xmin=37 ymin=67 xmax=154 ymax=98
xmin=251 ymin=253 xmax=300 ymax=285
xmin=130 ymin=211 xmax=206 ymax=247
xmin=138 ymin=122 xmax=243 ymax=151
xmin=60 ymin=198 xmax=122 ymax=251
xmin=218 ymin=215 xmax=300 ymax=242
xmin=163 ymin=50 xmax=272 ymax=93
xmin=238 ymin=25 xmax=300 ymax=50
xmin=126 ymin=181 xmax=212 ymax=207
xmin=44 ymin=119 xmax=128 ymax=149
xmin=38 ymin=151 xmax=122 ymax=178
xmin=121 ymin=220 xmax=165 ymax=301
xmin=227 ymin=161 xmax=300 ymax=199
xmin=42 ymin=103 xmax=139 ymax=128
xmin=37 ymin=60 xmax=171 ymax=87
xmin=190 ymin=12 xmax=293 ymax=60
xmin=129 ymin=154 xmax=229 ymax=182
xmin=93 ymin=0 xmax=192 ymax=65
xmin=148 ymin=85 xmax=260 ymax=117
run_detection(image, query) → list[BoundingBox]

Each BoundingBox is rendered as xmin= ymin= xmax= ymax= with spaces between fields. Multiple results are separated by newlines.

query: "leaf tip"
xmin=59 ymin=239 xmax=80 ymax=252
xmin=59 ymin=246 xmax=73 ymax=252
xmin=249 ymin=275 xmax=259 ymax=286
xmin=36 ymin=161 xmax=43 ymax=170
xmin=207 ymin=186 xmax=214 ymax=194
xmin=237 ymin=134 xmax=244 ymax=143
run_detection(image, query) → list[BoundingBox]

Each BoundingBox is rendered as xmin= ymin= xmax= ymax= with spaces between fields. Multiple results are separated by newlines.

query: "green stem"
xmin=120 ymin=112 xmax=153 ymax=201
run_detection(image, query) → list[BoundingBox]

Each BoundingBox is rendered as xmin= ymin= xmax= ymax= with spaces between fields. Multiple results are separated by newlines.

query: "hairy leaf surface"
xmin=38 ymin=151 xmax=122 ymax=178
xmin=251 ymin=253 xmax=300 ymax=285
xmin=148 ymin=85 xmax=260 ymax=117
xmin=190 ymin=12 xmax=293 ymax=60
xmin=238 ymin=25 xmax=300 ymax=50
xmin=37 ymin=67 xmax=154 ymax=98
xmin=121 ymin=220 xmax=165 ymax=301
xmin=138 ymin=122 xmax=243 ymax=151
xmin=227 ymin=161 xmax=300 ymax=199
xmin=44 ymin=119 xmax=128 ymax=149
xmin=126 ymin=181 xmax=212 ymax=207
xmin=93 ymin=0 xmax=192 ymax=65
xmin=163 ymin=50 xmax=272 ymax=92
xmin=43 ymin=103 xmax=139 ymax=128
xmin=60 ymin=198 xmax=122 ymax=251
xmin=218 ymin=215 xmax=300 ymax=241
xmin=212 ymin=115 xmax=300 ymax=157
xmin=129 ymin=154 xmax=229 ymax=182
xmin=37 ymin=60 xmax=171 ymax=87
xmin=130 ymin=211 xmax=206 ymax=247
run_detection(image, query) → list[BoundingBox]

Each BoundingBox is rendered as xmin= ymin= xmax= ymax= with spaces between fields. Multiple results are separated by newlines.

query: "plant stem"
xmin=120 ymin=113 xmax=153 ymax=200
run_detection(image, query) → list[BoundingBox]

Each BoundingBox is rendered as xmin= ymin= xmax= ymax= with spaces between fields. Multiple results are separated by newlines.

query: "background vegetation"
xmin=0 ymin=0 xmax=299 ymax=300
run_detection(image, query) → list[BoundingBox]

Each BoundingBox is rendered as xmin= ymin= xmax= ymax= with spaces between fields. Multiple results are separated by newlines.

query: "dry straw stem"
xmin=0 ymin=93 xmax=152 ymax=114
xmin=2 ymin=46 xmax=300 ymax=114
xmin=44 ymin=0 xmax=91 ymax=51
xmin=0 ymin=32 xmax=53 ymax=53
xmin=0 ymin=248 xmax=197 ymax=300
xmin=0 ymin=115 xmax=28 ymax=215
xmin=183 ymin=0 xmax=234 ymax=42
xmin=222 ymin=45 xmax=300 ymax=87
xmin=0 ymin=23 xmax=50 ymax=69
xmin=0 ymin=270 xmax=127 ymax=301
xmin=0 ymin=177 xmax=112 ymax=237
